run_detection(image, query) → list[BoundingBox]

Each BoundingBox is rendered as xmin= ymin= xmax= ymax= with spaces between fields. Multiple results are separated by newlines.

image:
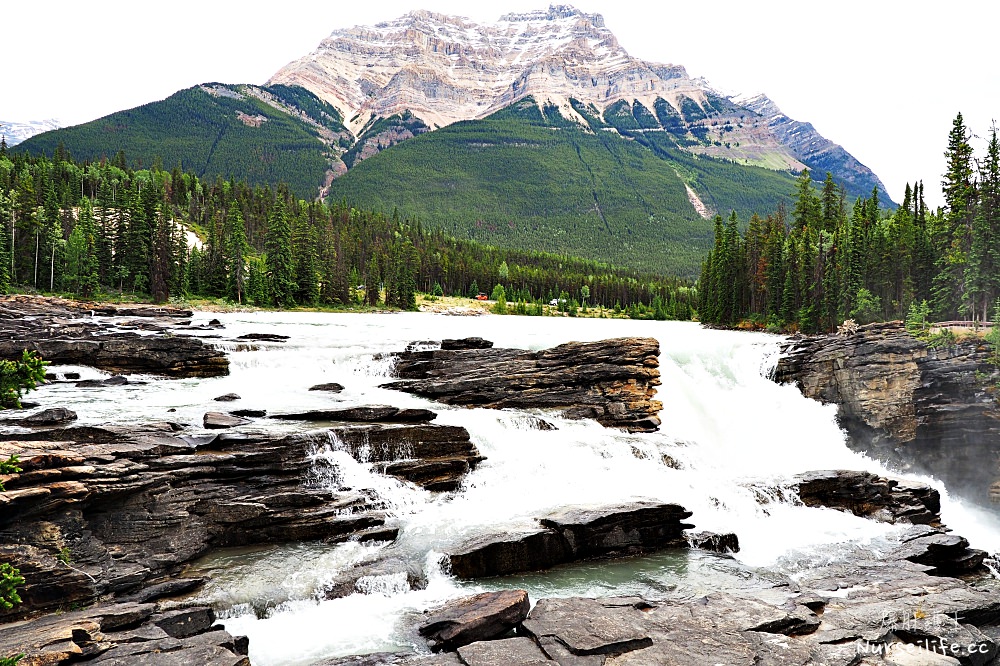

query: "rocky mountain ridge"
xmin=269 ymin=4 xmax=889 ymax=199
xmin=0 ymin=119 xmax=61 ymax=146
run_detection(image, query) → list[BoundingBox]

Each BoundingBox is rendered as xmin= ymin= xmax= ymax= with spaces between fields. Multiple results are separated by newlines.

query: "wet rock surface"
xmin=794 ymin=470 xmax=942 ymax=525
xmin=0 ymin=295 xmax=229 ymax=377
xmin=448 ymin=502 xmax=694 ymax=578
xmin=0 ymin=417 xmax=479 ymax=624
xmin=418 ymin=589 xmax=530 ymax=651
xmin=0 ymin=602 xmax=249 ymax=665
xmin=382 ymin=337 xmax=662 ymax=432
xmin=775 ymin=322 xmax=1000 ymax=506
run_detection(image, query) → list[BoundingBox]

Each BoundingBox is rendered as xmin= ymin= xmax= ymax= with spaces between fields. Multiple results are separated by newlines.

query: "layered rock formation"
xmin=775 ymin=323 xmax=1000 ymax=506
xmin=382 ymin=337 xmax=662 ymax=432
xmin=268 ymin=5 xmax=886 ymax=196
xmin=0 ymin=295 xmax=228 ymax=378
xmin=447 ymin=501 xmax=695 ymax=579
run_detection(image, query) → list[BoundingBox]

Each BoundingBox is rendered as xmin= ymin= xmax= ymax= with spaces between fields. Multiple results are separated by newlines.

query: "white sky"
xmin=3 ymin=1 xmax=995 ymax=208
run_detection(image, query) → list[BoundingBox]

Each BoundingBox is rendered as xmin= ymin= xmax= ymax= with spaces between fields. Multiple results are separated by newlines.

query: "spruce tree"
xmin=265 ymin=198 xmax=296 ymax=307
xmin=225 ymin=201 xmax=250 ymax=304
xmin=932 ymin=112 xmax=976 ymax=319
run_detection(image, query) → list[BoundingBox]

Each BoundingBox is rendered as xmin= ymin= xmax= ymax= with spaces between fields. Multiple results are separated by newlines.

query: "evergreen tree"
xmin=225 ymin=201 xmax=250 ymax=304
xmin=932 ymin=112 xmax=975 ymax=319
xmin=264 ymin=198 xmax=296 ymax=307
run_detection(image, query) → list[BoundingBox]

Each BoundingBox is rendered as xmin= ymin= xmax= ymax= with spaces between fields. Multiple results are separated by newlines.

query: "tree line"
xmin=0 ymin=141 xmax=695 ymax=318
xmin=699 ymin=113 xmax=1000 ymax=332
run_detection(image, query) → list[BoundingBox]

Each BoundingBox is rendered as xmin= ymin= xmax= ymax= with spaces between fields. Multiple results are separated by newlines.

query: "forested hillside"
xmin=327 ymin=97 xmax=801 ymax=276
xmin=16 ymin=84 xmax=349 ymax=198
xmin=0 ymin=144 xmax=694 ymax=319
xmin=699 ymin=114 xmax=1000 ymax=333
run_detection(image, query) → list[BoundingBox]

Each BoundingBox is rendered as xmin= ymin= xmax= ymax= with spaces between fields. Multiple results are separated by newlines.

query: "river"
xmin=32 ymin=310 xmax=1000 ymax=665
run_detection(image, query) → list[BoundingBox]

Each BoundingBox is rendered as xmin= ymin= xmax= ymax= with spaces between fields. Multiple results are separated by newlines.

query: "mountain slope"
xmin=327 ymin=97 xmax=800 ymax=275
xmin=269 ymin=4 xmax=890 ymax=203
xmin=16 ymin=84 xmax=350 ymax=197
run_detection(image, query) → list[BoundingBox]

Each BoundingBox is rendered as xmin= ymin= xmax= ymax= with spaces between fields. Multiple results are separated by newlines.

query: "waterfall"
xmin=34 ymin=310 xmax=991 ymax=665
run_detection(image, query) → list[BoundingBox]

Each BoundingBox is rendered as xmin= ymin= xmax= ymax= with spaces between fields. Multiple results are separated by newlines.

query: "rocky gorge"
xmin=775 ymin=322 xmax=1000 ymax=509
xmin=0 ymin=303 xmax=998 ymax=665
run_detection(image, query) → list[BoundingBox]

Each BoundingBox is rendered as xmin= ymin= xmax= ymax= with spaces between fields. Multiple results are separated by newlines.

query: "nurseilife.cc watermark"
xmin=854 ymin=610 xmax=993 ymax=658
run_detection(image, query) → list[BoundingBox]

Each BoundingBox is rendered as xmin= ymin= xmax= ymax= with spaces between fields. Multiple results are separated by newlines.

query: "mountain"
xmin=0 ymin=119 xmax=61 ymax=146
xmin=16 ymin=5 xmax=891 ymax=275
xmin=16 ymin=84 xmax=350 ymax=198
xmin=269 ymin=4 xmax=889 ymax=201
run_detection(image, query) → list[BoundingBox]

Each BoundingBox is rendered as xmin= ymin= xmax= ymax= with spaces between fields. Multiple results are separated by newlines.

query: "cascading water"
xmin=30 ymin=311 xmax=998 ymax=665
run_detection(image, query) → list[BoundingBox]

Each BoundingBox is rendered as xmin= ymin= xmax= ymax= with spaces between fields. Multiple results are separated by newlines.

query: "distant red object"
xmin=475 ymin=293 xmax=489 ymax=301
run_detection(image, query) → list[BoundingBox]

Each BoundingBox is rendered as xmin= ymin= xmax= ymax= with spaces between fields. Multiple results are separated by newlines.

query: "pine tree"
xmin=792 ymin=170 xmax=822 ymax=231
xmin=225 ymin=201 xmax=250 ymax=304
xmin=932 ymin=112 xmax=976 ymax=319
xmin=264 ymin=198 xmax=296 ymax=307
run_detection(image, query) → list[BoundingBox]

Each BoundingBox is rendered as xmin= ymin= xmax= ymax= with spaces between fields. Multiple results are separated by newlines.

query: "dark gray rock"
xmin=272 ymin=406 xmax=436 ymax=424
xmin=382 ymin=337 xmax=662 ymax=432
xmin=449 ymin=528 xmax=572 ymax=579
xmin=237 ymin=333 xmax=289 ymax=342
xmin=457 ymin=637 xmax=554 ymax=665
xmin=309 ymin=382 xmax=345 ymax=392
xmin=686 ymin=530 xmax=740 ymax=553
xmin=418 ymin=589 xmax=530 ymax=651
xmin=793 ymin=470 xmax=941 ymax=525
xmin=441 ymin=337 xmax=494 ymax=350
xmin=522 ymin=597 xmax=653 ymax=657
xmin=229 ymin=409 xmax=266 ymax=418
xmin=20 ymin=407 xmax=78 ymax=426
xmin=539 ymin=501 xmax=693 ymax=559
xmin=213 ymin=393 xmax=241 ymax=402
xmin=203 ymin=412 xmax=251 ymax=429
xmin=153 ymin=606 xmax=216 ymax=638
xmin=76 ymin=375 xmax=130 ymax=388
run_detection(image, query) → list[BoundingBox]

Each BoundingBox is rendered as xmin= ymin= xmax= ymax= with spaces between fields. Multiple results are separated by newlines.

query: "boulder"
xmin=382 ymin=337 xmax=662 ymax=432
xmin=448 ymin=501 xmax=695 ymax=578
xmin=418 ymin=589 xmax=530 ymax=651
xmin=539 ymin=501 xmax=693 ymax=559
xmin=309 ymin=382 xmax=345 ymax=392
xmin=448 ymin=529 xmax=572 ymax=579
xmin=686 ymin=531 xmax=740 ymax=553
xmin=76 ymin=375 xmax=130 ymax=388
xmin=329 ymin=424 xmax=481 ymax=491
xmin=203 ymin=412 xmax=251 ymax=429
xmin=20 ymin=407 xmax=78 ymax=426
xmin=793 ymin=470 xmax=941 ymax=525
xmin=440 ymin=337 xmax=494 ymax=350
xmin=213 ymin=393 xmax=241 ymax=402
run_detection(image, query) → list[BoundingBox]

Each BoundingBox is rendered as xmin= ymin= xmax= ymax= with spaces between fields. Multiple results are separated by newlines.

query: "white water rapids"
xmin=31 ymin=311 xmax=1000 ymax=665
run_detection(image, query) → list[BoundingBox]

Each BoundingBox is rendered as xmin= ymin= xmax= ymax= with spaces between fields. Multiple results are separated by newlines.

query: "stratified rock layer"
xmin=382 ymin=337 xmax=662 ymax=432
xmin=775 ymin=322 xmax=1000 ymax=505
xmin=0 ymin=295 xmax=228 ymax=377
xmin=0 ymin=419 xmax=478 ymax=621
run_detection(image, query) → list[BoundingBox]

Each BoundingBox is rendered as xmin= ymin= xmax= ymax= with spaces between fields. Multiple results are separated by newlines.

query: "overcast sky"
xmin=4 ymin=1 xmax=995 ymax=207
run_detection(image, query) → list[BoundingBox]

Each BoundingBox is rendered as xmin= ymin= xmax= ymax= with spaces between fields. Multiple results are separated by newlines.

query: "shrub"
xmin=0 ymin=351 xmax=48 ymax=409
xmin=0 ymin=563 xmax=25 ymax=611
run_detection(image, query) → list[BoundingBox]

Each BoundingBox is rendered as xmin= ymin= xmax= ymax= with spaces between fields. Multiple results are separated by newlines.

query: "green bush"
xmin=0 ymin=455 xmax=22 ymax=492
xmin=0 ymin=563 xmax=25 ymax=611
xmin=0 ymin=350 xmax=48 ymax=409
